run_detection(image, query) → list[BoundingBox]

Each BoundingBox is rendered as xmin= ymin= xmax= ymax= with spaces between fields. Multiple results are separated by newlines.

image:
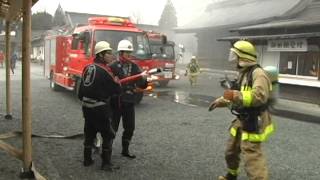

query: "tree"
xmin=158 ymin=0 xmax=178 ymax=29
xmin=32 ymin=11 xmax=53 ymax=30
xmin=53 ymin=4 xmax=66 ymax=26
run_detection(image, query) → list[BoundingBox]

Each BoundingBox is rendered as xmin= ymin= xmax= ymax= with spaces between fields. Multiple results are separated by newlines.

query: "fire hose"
xmin=119 ymin=68 xmax=162 ymax=84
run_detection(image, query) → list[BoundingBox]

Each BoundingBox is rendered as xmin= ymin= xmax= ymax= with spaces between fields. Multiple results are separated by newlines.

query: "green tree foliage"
xmin=158 ymin=0 xmax=178 ymax=29
xmin=53 ymin=4 xmax=66 ymax=26
xmin=32 ymin=12 xmax=53 ymax=30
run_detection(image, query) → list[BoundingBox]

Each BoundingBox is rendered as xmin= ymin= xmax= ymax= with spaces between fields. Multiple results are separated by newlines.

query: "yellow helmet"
xmin=230 ymin=40 xmax=257 ymax=62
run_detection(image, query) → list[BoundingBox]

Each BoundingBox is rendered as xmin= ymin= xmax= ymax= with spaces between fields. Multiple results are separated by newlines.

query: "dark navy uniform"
xmin=78 ymin=62 xmax=121 ymax=166
xmin=109 ymin=58 xmax=147 ymax=158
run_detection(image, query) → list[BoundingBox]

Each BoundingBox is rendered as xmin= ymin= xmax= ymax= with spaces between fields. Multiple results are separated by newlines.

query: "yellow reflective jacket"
xmin=230 ymin=66 xmax=274 ymax=142
xmin=186 ymin=61 xmax=200 ymax=75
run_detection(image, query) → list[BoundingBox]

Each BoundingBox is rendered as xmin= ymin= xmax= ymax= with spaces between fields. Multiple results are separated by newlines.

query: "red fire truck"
xmin=146 ymin=31 xmax=178 ymax=87
xmin=44 ymin=16 xmax=176 ymax=103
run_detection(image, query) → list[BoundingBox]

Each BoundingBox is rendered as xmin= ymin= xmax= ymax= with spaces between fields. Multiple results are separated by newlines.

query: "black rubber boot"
xmin=101 ymin=149 xmax=120 ymax=171
xmin=218 ymin=173 xmax=237 ymax=180
xmin=121 ymin=140 xmax=136 ymax=159
xmin=83 ymin=147 xmax=94 ymax=167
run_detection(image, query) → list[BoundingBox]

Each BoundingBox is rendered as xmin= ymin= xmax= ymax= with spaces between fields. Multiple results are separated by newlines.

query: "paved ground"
xmin=0 ymin=62 xmax=319 ymax=180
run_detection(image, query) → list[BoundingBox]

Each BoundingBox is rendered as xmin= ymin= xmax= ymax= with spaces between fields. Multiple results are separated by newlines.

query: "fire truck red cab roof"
xmin=74 ymin=16 xmax=143 ymax=33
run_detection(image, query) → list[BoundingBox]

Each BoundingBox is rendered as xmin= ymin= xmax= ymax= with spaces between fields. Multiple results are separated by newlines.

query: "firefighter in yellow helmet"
xmin=185 ymin=56 xmax=201 ymax=86
xmin=209 ymin=40 xmax=274 ymax=180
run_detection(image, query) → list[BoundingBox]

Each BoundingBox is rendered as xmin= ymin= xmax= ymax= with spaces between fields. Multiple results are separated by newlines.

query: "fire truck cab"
xmin=146 ymin=31 xmax=178 ymax=87
xmin=45 ymin=16 xmax=158 ymax=103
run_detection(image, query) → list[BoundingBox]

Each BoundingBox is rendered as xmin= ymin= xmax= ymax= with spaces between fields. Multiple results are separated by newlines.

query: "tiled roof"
xmin=175 ymin=0 xmax=303 ymax=32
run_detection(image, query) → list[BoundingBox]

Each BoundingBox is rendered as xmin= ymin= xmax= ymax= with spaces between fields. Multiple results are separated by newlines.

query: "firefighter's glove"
xmin=141 ymin=70 xmax=148 ymax=77
xmin=223 ymin=90 xmax=240 ymax=102
xmin=184 ymin=70 xmax=188 ymax=76
xmin=114 ymin=76 xmax=120 ymax=84
xmin=147 ymin=75 xmax=158 ymax=82
xmin=208 ymin=96 xmax=230 ymax=111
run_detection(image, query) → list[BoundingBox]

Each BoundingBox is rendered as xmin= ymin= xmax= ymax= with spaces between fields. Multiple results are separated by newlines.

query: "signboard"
xmin=267 ymin=39 xmax=307 ymax=52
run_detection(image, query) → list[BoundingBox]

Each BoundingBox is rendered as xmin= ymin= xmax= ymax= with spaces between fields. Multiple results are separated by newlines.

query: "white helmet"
xmin=117 ymin=40 xmax=134 ymax=52
xmin=94 ymin=41 xmax=112 ymax=55
xmin=191 ymin=56 xmax=196 ymax=59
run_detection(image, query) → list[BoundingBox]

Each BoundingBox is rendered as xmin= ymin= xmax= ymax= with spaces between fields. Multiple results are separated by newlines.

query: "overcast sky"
xmin=31 ymin=0 xmax=213 ymax=26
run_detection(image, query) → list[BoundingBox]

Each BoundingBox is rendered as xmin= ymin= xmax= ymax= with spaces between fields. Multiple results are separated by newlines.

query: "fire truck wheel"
xmin=135 ymin=92 xmax=144 ymax=104
xmin=50 ymin=73 xmax=62 ymax=91
xmin=159 ymin=80 xmax=169 ymax=87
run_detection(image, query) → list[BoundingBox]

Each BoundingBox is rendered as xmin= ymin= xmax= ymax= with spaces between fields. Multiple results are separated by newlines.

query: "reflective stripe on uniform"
xmin=230 ymin=123 xmax=274 ymax=142
xmin=82 ymin=97 xmax=107 ymax=108
xmin=241 ymin=90 xmax=252 ymax=107
xmin=82 ymin=97 xmax=99 ymax=103
xmin=227 ymin=168 xmax=239 ymax=176
xmin=82 ymin=101 xmax=106 ymax=108
xmin=241 ymin=86 xmax=253 ymax=107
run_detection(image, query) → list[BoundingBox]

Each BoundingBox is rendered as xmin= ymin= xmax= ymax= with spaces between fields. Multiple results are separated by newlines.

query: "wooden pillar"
xmin=5 ymin=21 xmax=12 ymax=119
xmin=21 ymin=0 xmax=32 ymax=172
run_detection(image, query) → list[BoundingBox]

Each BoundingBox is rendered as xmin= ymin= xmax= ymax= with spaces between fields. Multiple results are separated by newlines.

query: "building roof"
xmin=175 ymin=0 xmax=306 ymax=33
xmin=0 ymin=0 xmax=38 ymax=21
xmin=231 ymin=0 xmax=320 ymax=31
xmin=231 ymin=18 xmax=320 ymax=31
xmin=136 ymin=24 xmax=159 ymax=32
xmin=217 ymin=32 xmax=320 ymax=41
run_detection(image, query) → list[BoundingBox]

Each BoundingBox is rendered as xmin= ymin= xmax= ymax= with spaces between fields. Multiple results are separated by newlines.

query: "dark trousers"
xmin=82 ymin=105 xmax=115 ymax=150
xmin=111 ymin=102 xmax=135 ymax=142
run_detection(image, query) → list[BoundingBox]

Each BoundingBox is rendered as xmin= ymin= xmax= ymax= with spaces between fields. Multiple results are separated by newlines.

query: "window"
xmin=279 ymin=52 xmax=319 ymax=77
xmin=71 ymin=31 xmax=92 ymax=57
xmin=150 ymin=44 xmax=175 ymax=60
xmin=95 ymin=30 xmax=151 ymax=60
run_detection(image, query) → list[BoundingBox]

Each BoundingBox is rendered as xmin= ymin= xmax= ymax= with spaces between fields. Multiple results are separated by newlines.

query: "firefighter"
xmin=78 ymin=41 xmax=121 ymax=171
xmin=110 ymin=39 xmax=148 ymax=159
xmin=185 ymin=56 xmax=200 ymax=86
xmin=10 ymin=52 xmax=18 ymax=74
xmin=208 ymin=40 xmax=274 ymax=180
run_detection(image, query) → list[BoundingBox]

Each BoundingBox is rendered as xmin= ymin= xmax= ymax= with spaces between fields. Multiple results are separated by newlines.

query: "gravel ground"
xmin=0 ymin=63 xmax=320 ymax=180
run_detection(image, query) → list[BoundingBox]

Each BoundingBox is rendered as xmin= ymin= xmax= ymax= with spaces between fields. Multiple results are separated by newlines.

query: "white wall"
xmin=32 ymin=46 xmax=44 ymax=62
xmin=257 ymin=45 xmax=280 ymax=68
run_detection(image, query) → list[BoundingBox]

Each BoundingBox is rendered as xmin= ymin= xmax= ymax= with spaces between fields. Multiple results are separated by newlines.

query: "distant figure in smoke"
xmin=178 ymin=44 xmax=185 ymax=63
xmin=11 ymin=52 xmax=18 ymax=74
xmin=185 ymin=56 xmax=200 ymax=87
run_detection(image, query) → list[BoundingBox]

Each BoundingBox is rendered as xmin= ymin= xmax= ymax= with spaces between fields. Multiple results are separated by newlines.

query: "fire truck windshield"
xmin=95 ymin=30 xmax=151 ymax=60
xmin=150 ymin=44 xmax=175 ymax=61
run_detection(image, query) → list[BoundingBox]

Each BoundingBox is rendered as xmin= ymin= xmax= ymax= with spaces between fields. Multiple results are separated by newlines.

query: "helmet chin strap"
xmin=236 ymin=62 xmax=248 ymax=72
xmin=94 ymin=54 xmax=107 ymax=64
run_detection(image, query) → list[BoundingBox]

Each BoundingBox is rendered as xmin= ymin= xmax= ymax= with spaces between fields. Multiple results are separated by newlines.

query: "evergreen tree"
xmin=158 ymin=0 xmax=178 ymax=29
xmin=53 ymin=4 xmax=66 ymax=26
xmin=31 ymin=11 xmax=53 ymax=30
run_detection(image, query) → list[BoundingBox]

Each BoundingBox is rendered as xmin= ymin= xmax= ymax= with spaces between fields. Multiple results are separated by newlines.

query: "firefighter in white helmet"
xmin=109 ymin=39 xmax=148 ymax=159
xmin=78 ymin=41 xmax=121 ymax=171
xmin=209 ymin=40 xmax=274 ymax=180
